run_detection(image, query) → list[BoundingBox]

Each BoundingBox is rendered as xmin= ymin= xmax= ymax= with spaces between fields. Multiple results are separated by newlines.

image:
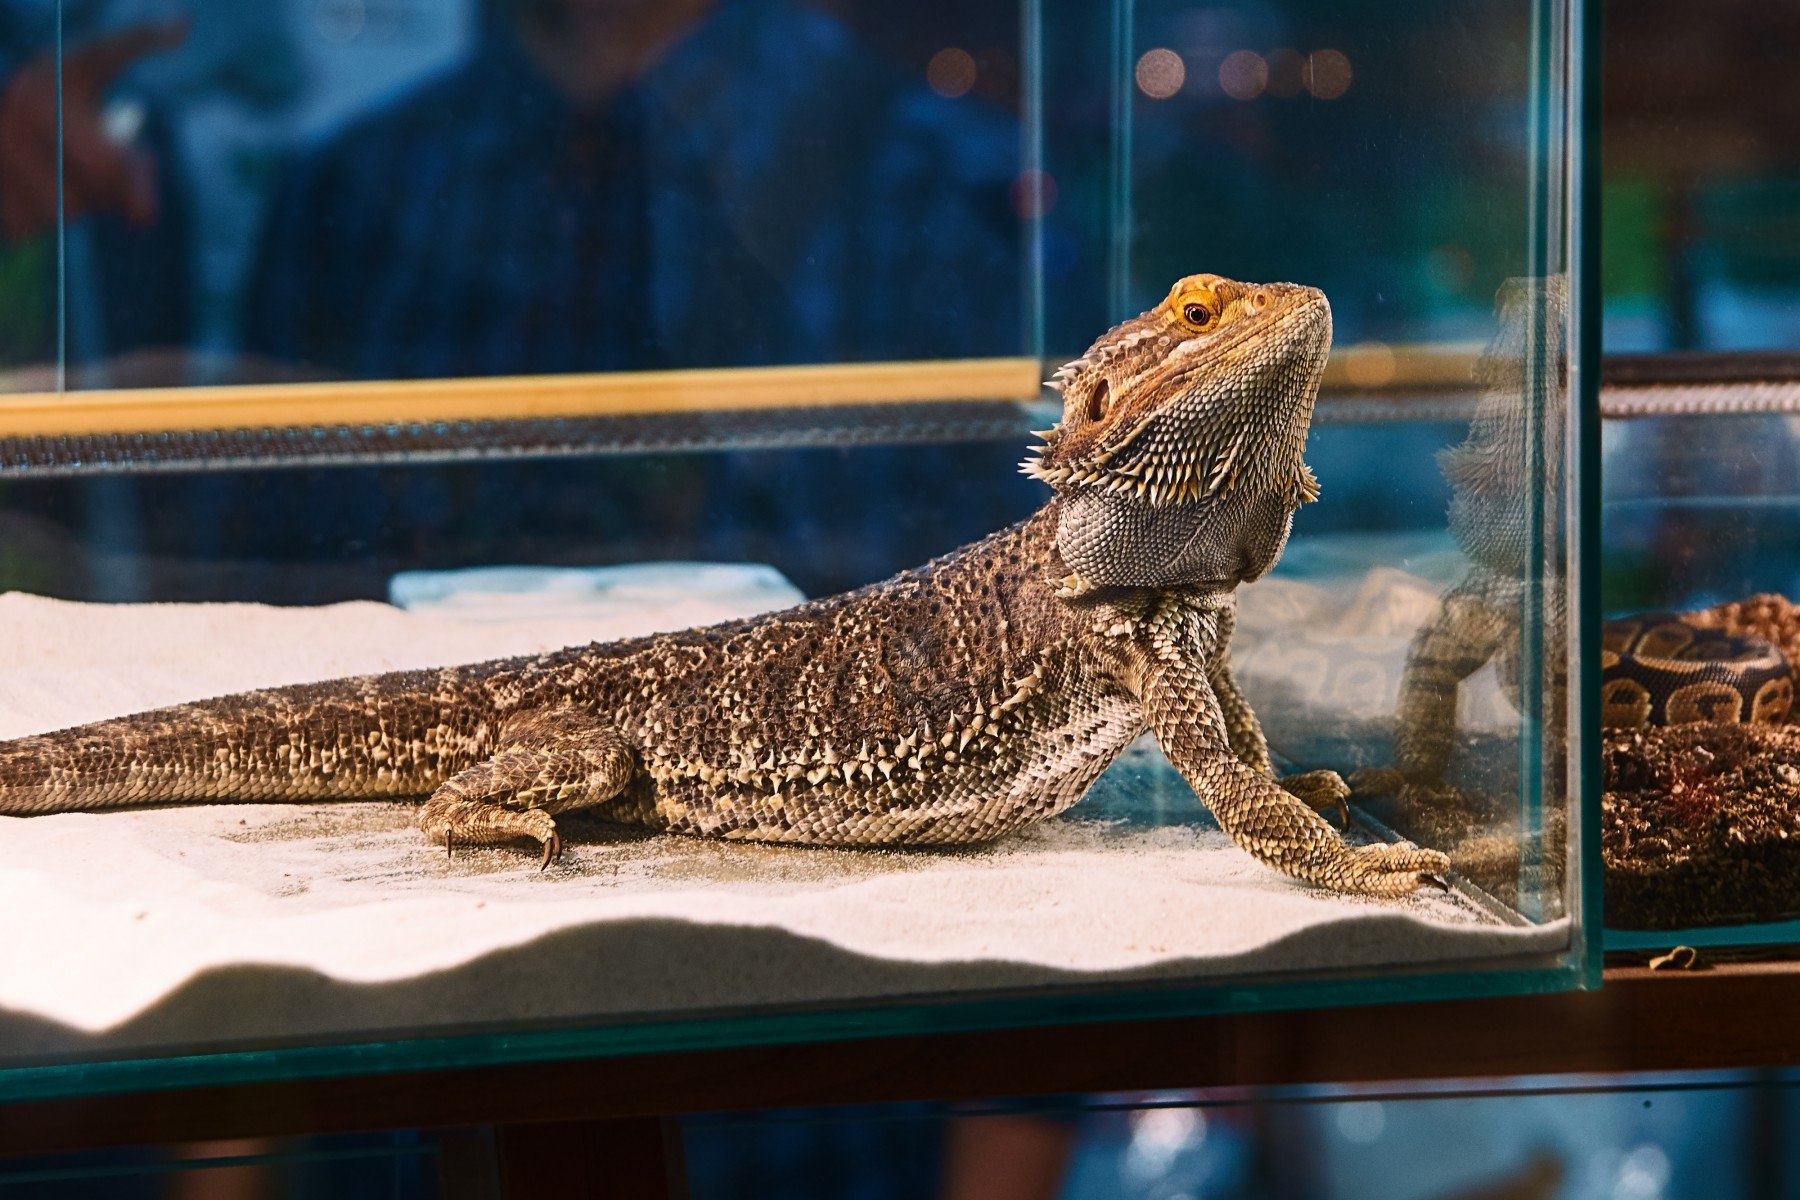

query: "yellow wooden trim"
xmin=0 ymin=344 xmax=1485 ymax=439
xmin=0 ymin=358 xmax=1047 ymax=438
xmin=1321 ymin=341 xmax=1483 ymax=391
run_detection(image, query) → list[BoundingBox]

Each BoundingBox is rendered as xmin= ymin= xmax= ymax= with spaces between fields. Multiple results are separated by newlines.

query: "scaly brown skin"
xmin=0 ymin=275 xmax=1448 ymax=895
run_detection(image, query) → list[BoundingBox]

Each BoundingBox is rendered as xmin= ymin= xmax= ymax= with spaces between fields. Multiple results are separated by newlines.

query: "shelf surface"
xmin=1 ymin=960 xmax=1792 ymax=1159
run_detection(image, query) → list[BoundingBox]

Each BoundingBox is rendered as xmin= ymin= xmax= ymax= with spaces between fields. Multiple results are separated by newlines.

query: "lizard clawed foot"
xmin=422 ymin=795 xmax=565 ymax=870
xmin=1280 ymin=769 xmax=1352 ymax=829
xmin=1327 ymin=842 xmax=1453 ymax=897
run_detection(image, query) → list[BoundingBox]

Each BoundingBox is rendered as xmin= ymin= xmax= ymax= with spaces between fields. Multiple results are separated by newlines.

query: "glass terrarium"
xmin=0 ymin=0 xmax=1593 ymax=1097
xmin=1601 ymin=357 xmax=1800 ymax=949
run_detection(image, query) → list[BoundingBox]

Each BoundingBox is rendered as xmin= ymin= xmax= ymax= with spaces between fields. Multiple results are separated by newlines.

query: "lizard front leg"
xmin=1143 ymin=631 xmax=1447 ymax=896
xmin=1210 ymin=609 xmax=1349 ymax=826
xmin=419 ymin=707 xmax=636 ymax=869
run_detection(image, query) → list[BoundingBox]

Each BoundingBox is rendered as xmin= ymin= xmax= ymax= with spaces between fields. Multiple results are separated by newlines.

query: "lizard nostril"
xmin=1252 ymin=290 xmax=1272 ymax=311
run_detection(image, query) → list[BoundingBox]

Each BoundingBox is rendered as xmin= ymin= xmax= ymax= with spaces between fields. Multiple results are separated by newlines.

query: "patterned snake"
xmin=1601 ymin=614 xmax=1795 ymax=728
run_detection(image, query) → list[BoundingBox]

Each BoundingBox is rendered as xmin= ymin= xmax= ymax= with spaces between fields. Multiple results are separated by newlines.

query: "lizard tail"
xmin=0 ymin=668 xmax=478 ymax=816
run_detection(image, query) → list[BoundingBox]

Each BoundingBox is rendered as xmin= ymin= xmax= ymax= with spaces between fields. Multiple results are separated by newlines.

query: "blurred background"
xmin=0 ymin=0 xmax=1570 ymax=605
xmin=2 ymin=1071 xmax=1794 ymax=1198
xmin=0 ymin=0 xmax=1795 ymax=613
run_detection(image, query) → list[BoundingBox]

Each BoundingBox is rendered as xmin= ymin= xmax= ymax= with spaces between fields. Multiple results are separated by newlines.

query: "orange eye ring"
xmin=1171 ymin=287 xmax=1221 ymax=332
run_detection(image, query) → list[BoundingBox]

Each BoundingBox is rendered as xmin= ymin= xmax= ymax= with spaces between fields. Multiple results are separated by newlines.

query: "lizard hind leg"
xmin=419 ymin=708 xmax=636 ymax=870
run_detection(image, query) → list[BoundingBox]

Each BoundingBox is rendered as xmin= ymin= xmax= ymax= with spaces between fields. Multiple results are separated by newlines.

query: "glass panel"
xmin=1595 ymin=5 xmax=1800 ymax=954
xmin=1601 ymin=395 xmax=1800 ymax=945
xmin=1041 ymin=0 xmax=1582 ymax=919
xmin=53 ymin=0 xmax=1032 ymax=388
xmin=0 ymin=0 xmax=1590 ymax=1094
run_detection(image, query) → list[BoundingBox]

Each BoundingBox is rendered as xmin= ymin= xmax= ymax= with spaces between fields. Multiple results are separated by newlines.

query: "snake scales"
xmin=1601 ymin=612 xmax=1795 ymax=728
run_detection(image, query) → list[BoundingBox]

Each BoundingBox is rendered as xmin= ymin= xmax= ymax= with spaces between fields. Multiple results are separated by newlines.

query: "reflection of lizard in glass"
xmin=1352 ymin=278 xmax=1569 ymax=893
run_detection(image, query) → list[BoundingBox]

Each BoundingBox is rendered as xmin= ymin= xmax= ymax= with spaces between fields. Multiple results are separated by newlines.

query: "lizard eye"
xmin=1183 ymin=303 xmax=1215 ymax=327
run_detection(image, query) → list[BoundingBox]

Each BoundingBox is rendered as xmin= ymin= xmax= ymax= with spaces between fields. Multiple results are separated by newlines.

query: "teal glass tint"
xmin=0 ymin=0 xmax=1594 ymax=1099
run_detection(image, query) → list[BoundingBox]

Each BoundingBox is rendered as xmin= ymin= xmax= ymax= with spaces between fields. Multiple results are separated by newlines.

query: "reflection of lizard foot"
xmin=1348 ymin=768 xmax=1465 ymax=819
xmin=1348 ymin=766 xmax=1406 ymax=797
xmin=1280 ymin=769 xmax=1352 ymax=828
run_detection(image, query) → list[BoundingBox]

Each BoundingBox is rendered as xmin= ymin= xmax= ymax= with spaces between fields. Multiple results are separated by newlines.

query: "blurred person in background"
xmin=0 ymin=11 xmax=191 ymax=379
xmin=242 ymin=0 xmax=1022 ymax=378
xmin=0 ymin=0 xmax=1034 ymax=604
xmin=228 ymin=0 xmax=1033 ymax=597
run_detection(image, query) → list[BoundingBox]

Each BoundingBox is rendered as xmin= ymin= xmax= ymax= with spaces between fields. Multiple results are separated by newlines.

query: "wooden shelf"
xmin=2 ymin=961 xmax=1795 ymax=1160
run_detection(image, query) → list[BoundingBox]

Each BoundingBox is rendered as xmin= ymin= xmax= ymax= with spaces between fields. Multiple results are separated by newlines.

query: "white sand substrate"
xmin=0 ymin=574 xmax=1569 ymax=1061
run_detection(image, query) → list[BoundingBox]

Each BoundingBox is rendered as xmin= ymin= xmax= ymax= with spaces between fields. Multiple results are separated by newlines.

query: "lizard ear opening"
xmin=1084 ymin=378 xmax=1110 ymax=424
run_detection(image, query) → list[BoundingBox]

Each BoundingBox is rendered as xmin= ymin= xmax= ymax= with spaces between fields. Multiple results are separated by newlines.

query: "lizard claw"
xmin=539 ymin=831 xmax=563 ymax=872
xmin=1421 ymin=872 xmax=1450 ymax=893
xmin=445 ymin=832 xmax=455 ymax=862
xmin=1280 ymin=769 xmax=1352 ymax=828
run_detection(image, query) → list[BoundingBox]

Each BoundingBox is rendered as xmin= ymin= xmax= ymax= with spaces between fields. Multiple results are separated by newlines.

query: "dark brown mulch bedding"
xmin=1603 ymin=592 xmax=1800 ymax=929
xmin=1603 ymin=722 xmax=1800 ymax=929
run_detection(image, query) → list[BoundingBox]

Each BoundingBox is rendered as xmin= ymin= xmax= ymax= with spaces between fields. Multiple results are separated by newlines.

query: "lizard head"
xmin=1022 ymin=274 xmax=1332 ymax=590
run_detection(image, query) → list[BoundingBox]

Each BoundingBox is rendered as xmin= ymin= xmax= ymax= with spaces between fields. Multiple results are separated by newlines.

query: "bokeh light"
xmin=1266 ymin=48 xmax=1305 ymax=98
xmin=1303 ymin=49 xmax=1353 ymax=100
xmin=1218 ymin=50 xmax=1268 ymax=101
xmin=926 ymin=47 xmax=977 ymax=99
xmin=1334 ymin=1101 xmax=1388 ymax=1144
xmin=1135 ymin=48 xmax=1187 ymax=100
xmin=1010 ymin=169 xmax=1059 ymax=220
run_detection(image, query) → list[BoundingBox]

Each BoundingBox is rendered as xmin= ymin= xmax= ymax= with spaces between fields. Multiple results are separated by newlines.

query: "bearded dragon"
xmin=0 ymin=275 xmax=1448 ymax=895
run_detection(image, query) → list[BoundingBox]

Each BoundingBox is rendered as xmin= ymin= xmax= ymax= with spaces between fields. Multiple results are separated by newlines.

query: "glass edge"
xmin=0 ymin=0 xmax=1603 ymax=1104
xmin=1573 ymin=0 xmax=1604 ymax=985
xmin=0 ymin=956 xmax=1589 ymax=1107
xmin=53 ymin=0 xmax=65 ymax=395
